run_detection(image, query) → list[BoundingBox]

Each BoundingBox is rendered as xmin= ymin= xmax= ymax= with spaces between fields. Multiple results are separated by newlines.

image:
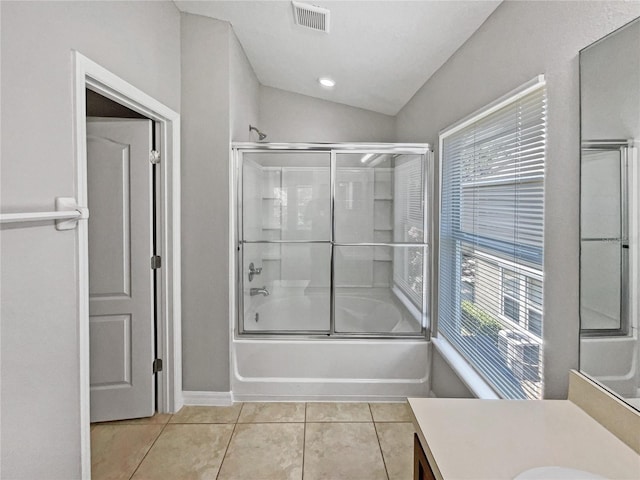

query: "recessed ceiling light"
xmin=318 ymin=77 xmax=336 ymax=88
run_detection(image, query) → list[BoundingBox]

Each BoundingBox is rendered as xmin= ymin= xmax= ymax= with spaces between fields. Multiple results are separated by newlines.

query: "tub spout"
xmin=250 ymin=286 xmax=270 ymax=297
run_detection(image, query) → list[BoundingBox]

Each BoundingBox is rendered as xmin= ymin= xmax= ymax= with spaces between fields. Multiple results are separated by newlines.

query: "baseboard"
xmin=232 ymin=393 xmax=411 ymax=403
xmin=182 ymin=391 xmax=234 ymax=406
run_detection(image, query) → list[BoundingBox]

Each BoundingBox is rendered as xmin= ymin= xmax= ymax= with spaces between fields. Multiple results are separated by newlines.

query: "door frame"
xmin=73 ymin=51 xmax=182 ymax=478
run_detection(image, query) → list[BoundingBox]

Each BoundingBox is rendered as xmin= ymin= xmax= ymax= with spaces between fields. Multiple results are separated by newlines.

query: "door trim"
xmin=73 ymin=51 xmax=182 ymax=479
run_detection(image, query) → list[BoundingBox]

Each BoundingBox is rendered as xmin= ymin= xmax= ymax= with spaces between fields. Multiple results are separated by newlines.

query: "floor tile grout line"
xmin=235 ymin=402 xmax=245 ymax=424
xmin=127 ymin=416 xmax=171 ymax=480
xmin=215 ymin=416 xmax=239 ymax=480
xmin=370 ymin=404 xmax=391 ymax=480
xmin=167 ymin=421 xmax=240 ymax=424
xmin=302 ymin=402 xmax=307 ymax=480
xmin=301 ymin=420 xmax=375 ymax=423
xmin=370 ymin=420 xmax=410 ymax=423
xmin=235 ymin=421 xmax=306 ymax=424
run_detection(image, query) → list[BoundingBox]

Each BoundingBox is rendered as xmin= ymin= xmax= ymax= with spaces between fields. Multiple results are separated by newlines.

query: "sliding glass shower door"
xmin=241 ymin=152 xmax=331 ymax=332
xmin=333 ymin=153 xmax=427 ymax=334
xmin=580 ymin=143 xmax=631 ymax=335
xmin=236 ymin=145 xmax=431 ymax=337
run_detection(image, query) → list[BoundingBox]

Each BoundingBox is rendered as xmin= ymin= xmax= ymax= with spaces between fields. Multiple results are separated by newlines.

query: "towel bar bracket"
xmin=55 ymin=197 xmax=89 ymax=231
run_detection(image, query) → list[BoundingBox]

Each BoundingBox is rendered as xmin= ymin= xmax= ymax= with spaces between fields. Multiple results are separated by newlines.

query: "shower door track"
xmin=234 ymin=143 xmax=433 ymax=340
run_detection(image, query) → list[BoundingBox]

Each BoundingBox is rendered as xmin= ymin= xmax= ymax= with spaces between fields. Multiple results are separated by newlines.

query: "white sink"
xmin=514 ymin=466 xmax=606 ymax=479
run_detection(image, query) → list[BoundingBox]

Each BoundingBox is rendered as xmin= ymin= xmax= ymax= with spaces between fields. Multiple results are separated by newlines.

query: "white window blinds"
xmin=438 ymin=78 xmax=546 ymax=400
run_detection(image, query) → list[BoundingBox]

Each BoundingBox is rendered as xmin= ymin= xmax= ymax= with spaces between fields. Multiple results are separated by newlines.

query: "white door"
xmin=87 ymin=118 xmax=155 ymax=422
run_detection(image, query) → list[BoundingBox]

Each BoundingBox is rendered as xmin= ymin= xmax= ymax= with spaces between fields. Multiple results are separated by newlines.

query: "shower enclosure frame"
xmin=233 ymin=142 xmax=433 ymax=340
xmin=580 ymin=139 xmax=634 ymax=337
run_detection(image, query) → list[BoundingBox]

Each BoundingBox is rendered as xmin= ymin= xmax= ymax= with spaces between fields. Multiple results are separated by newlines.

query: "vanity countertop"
xmin=408 ymin=398 xmax=640 ymax=480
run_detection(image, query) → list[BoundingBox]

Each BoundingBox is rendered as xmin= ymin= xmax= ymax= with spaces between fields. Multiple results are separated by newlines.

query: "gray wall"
xmin=0 ymin=1 xmax=181 ymax=478
xmin=181 ymin=13 xmax=231 ymax=392
xmin=259 ymin=85 xmax=396 ymax=142
xmin=431 ymin=350 xmax=474 ymax=398
xmin=230 ymin=31 xmax=260 ymax=142
xmin=181 ymin=12 xmax=259 ymax=392
xmin=397 ymin=0 xmax=640 ymax=399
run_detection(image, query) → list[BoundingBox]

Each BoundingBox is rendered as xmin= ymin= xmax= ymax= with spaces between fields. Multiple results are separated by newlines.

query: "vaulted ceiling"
xmin=175 ymin=1 xmax=502 ymax=115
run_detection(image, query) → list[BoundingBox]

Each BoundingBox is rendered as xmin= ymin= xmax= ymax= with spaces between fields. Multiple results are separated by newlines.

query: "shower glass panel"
xmin=243 ymin=242 xmax=331 ymax=332
xmin=333 ymin=153 xmax=427 ymax=334
xmin=580 ymin=146 xmax=628 ymax=335
xmin=241 ymin=151 xmax=331 ymax=333
xmin=242 ymin=152 xmax=330 ymax=241
xmin=334 ymin=153 xmax=425 ymax=243
xmin=236 ymin=144 xmax=430 ymax=337
xmin=334 ymin=245 xmax=426 ymax=334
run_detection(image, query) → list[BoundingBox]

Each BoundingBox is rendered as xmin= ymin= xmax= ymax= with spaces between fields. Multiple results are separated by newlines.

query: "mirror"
xmin=580 ymin=17 xmax=640 ymax=410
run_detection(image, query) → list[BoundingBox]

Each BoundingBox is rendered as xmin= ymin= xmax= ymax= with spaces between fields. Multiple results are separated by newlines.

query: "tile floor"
xmin=91 ymin=402 xmax=415 ymax=480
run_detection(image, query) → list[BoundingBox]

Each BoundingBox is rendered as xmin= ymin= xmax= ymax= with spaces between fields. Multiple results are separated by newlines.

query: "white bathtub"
xmin=231 ymin=337 xmax=430 ymax=401
xmin=581 ymin=335 xmax=639 ymax=396
xmin=234 ymin=288 xmax=429 ymax=401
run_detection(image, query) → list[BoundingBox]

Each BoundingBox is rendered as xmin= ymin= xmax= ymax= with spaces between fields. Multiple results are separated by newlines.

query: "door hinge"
xmin=151 ymin=255 xmax=162 ymax=269
xmin=153 ymin=358 xmax=163 ymax=374
xmin=150 ymin=150 xmax=161 ymax=164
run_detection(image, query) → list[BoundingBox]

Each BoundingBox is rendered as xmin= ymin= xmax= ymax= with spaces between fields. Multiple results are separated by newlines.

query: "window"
xmin=502 ymin=270 xmax=521 ymax=323
xmin=499 ymin=269 xmax=544 ymax=337
xmin=438 ymin=78 xmax=546 ymax=400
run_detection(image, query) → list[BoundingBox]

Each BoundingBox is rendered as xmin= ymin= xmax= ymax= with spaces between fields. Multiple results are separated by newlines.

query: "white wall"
xmin=0 ymin=1 xmax=181 ymax=478
xmin=397 ymin=1 xmax=640 ymax=399
xmin=259 ymin=85 xmax=396 ymax=142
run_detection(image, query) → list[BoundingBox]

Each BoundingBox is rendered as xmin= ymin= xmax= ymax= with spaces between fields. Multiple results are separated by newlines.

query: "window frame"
xmin=435 ymin=76 xmax=547 ymax=400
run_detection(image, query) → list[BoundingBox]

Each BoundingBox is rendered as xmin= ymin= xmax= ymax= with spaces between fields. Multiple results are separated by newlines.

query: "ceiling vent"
xmin=292 ymin=1 xmax=330 ymax=33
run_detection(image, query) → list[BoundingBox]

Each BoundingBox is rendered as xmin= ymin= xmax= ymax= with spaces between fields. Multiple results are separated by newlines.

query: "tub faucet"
xmin=250 ymin=286 xmax=270 ymax=297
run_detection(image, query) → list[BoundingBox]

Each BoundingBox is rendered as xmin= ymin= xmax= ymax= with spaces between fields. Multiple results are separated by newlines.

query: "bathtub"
xmin=234 ymin=288 xmax=430 ymax=401
xmin=581 ymin=335 xmax=639 ymax=396
xmin=231 ymin=338 xmax=430 ymax=401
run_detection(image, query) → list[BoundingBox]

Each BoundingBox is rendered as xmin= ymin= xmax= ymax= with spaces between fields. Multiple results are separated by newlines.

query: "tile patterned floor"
xmin=92 ymin=402 xmax=415 ymax=480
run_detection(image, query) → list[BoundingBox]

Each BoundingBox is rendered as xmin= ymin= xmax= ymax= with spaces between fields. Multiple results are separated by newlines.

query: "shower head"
xmin=249 ymin=125 xmax=267 ymax=141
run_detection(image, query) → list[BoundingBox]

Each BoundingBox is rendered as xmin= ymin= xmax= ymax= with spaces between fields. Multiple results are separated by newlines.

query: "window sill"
xmin=431 ymin=336 xmax=500 ymax=399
